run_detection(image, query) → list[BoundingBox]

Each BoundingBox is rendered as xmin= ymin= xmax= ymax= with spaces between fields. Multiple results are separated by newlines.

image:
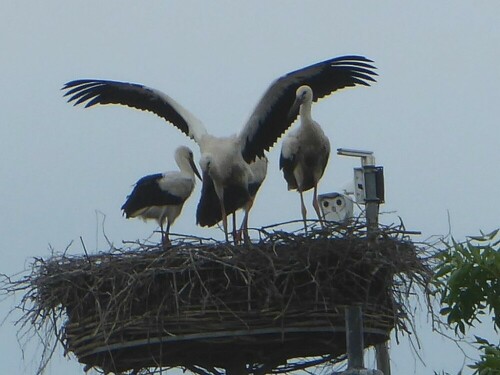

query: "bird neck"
xmin=176 ymin=157 xmax=195 ymax=178
xmin=299 ymin=101 xmax=313 ymax=124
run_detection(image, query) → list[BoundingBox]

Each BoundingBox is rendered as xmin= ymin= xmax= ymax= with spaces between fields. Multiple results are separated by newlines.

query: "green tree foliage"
xmin=434 ymin=229 xmax=500 ymax=374
xmin=469 ymin=336 xmax=500 ymax=375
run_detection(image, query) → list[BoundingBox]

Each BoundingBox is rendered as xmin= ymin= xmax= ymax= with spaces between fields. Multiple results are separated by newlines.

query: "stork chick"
xmin=121 ymin=146 xmax=201 ymax=247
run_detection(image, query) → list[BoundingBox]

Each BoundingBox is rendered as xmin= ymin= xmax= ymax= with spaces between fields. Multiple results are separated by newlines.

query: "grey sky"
xmin=1 ymin=1 xmax=499 ymax=374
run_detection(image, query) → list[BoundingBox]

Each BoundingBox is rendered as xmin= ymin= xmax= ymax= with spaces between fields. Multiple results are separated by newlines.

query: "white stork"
xmin=121 ymin=145 xmax=201 ymax=247
xmin=62 ymin=55 xmax=377 ymax=241
xmin=280 ymin=85 xmax=330 ymax=232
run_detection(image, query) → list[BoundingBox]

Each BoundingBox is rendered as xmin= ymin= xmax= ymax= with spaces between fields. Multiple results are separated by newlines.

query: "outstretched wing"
xmin=62 ymin=79 xmax=207 ymax=143
xmin=240 ymin=55 xmax=377 ymax=163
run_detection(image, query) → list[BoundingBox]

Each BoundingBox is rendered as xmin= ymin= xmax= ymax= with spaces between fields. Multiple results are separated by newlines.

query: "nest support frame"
xmin=79 ymin=326 xmax=389 ymax=373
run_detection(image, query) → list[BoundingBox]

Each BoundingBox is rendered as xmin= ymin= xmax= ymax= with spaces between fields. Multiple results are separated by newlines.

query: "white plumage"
xmin=63 ymin=55 xmax=376 ymax=241
xmin=280 ymin=85 xmax=331 ymax=232
xmin=121 ymin=146 xmax=201 ymax=246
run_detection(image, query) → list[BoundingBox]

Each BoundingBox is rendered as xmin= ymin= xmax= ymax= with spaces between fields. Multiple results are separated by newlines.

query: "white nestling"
xmin=121 ymin=146 xmax=201 ymax=246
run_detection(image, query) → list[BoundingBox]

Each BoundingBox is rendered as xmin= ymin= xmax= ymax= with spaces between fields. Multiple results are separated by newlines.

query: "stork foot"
xmin=233 ymin=229 xmax=242 ymax=245
xmin=233 ymin=228 xmax=251 ymax=245
xmin=162 ymin=237 xmax=172 ymax=250
xmin=243 ymin=230 xmax=251 ymax=245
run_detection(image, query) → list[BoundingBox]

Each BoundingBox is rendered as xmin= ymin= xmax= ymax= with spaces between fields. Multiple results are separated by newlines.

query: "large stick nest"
xmin=7 ymin=222 xmax=432 ymax=374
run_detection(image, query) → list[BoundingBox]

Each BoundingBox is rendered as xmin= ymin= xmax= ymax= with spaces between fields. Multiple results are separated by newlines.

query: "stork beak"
xmin=190 ymin=157 xmax=202 ymax=181
xmin=287 ymin=95 xmax=302 ymax=122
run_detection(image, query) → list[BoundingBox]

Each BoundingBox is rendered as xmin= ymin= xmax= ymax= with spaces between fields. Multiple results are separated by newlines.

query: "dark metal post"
xmin=345 ymin=305 xmax=364 ymax=369
xmin=362 ymin=159 xmax=391 ymax=375
xmin=375 ymin=342 xmax=391 ymax=375
xmin=362 ymin=162 xmax=379 ymax=239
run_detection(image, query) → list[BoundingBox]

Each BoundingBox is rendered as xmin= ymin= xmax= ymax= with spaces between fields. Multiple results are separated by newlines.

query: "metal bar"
xmin=337 ymin=148 xmax=373 ymax=157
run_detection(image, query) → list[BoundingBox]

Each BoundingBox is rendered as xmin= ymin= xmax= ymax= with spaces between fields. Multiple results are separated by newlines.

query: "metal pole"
xmin=362 ymin=160 xmax=379 ymax=239
xmin=375 ymin=342 xmax=391 ymax=375
xmin=365 ymin=200 xmax=379 ymax=237
xmin=361 ymin=159 xmax=390 ymax=375
xmin=339 ymin=306 xmax=385 ymax=374
xmin=335 ymin=149 xmax=387 ymax=375
xmin=345 ymin=305 xmax=364 ymax=369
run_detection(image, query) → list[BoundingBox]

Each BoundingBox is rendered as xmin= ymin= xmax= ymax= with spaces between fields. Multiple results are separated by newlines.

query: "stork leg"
xmin=220 ymin=201 xmax=229 ymax=242
xmin=214 ymin=185 xmax=229 ymax=242
xmin=232 ymin=212 xmax=239 ymax=245
xmin=159 ymin=222 xmax=165 ymax=243
xmin=312 ymin=184 xmax=324 ymax=227
xmin=162 ymin=221 xmax=172 ymax=250
xmin=299 ymin=190 xmax=308 ymax=233
xmin=240 ymin=198 xmax=253 ymax=244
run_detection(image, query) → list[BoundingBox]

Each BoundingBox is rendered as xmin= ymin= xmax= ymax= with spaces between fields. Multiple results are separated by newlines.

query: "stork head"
xmin=175 ymin=146 xmax=202 ymax=181
xmin=288 ymin=85 xmax=314 ymax=121
xmin=295 ymin=85 xmax=313 ymax=104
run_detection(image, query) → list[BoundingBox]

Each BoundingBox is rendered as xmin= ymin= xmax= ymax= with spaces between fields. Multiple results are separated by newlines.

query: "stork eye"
xmin=322 ymin=201 xmax=329 ymax=208
xmin=336 ymin=199 xmax=343 ymax=206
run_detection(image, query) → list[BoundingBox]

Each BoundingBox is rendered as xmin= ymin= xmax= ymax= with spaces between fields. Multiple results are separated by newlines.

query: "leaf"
xmin=468 ymin=228 xmax=499 ymax=242
xmin=474 ymin=336 xmax=490 ymax=345
xmin=435 ymin=264 xmax=455 ymax=278
xmin=440 ymin=307 xmax=452 ymax=315
xmin=458 ymin=320 xmax=465 ymax=335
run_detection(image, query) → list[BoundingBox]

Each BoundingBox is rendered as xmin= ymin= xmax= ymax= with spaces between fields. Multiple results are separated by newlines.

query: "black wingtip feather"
xmin=61 ymin=79 xmax=194 ymax=139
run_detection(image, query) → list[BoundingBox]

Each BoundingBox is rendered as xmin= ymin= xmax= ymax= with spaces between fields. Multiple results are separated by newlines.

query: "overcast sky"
xmin=1 ymin=1 xmax=499 ymax=374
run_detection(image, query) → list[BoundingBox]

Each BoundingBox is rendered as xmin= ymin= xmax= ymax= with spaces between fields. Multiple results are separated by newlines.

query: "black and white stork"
xmin=121 ymin=145 xmax=201 ymax=246
xmin=62 ymin=55 xmax=377 ymax=241
xmin=280 ymin=85 xmax=331 ymax=232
